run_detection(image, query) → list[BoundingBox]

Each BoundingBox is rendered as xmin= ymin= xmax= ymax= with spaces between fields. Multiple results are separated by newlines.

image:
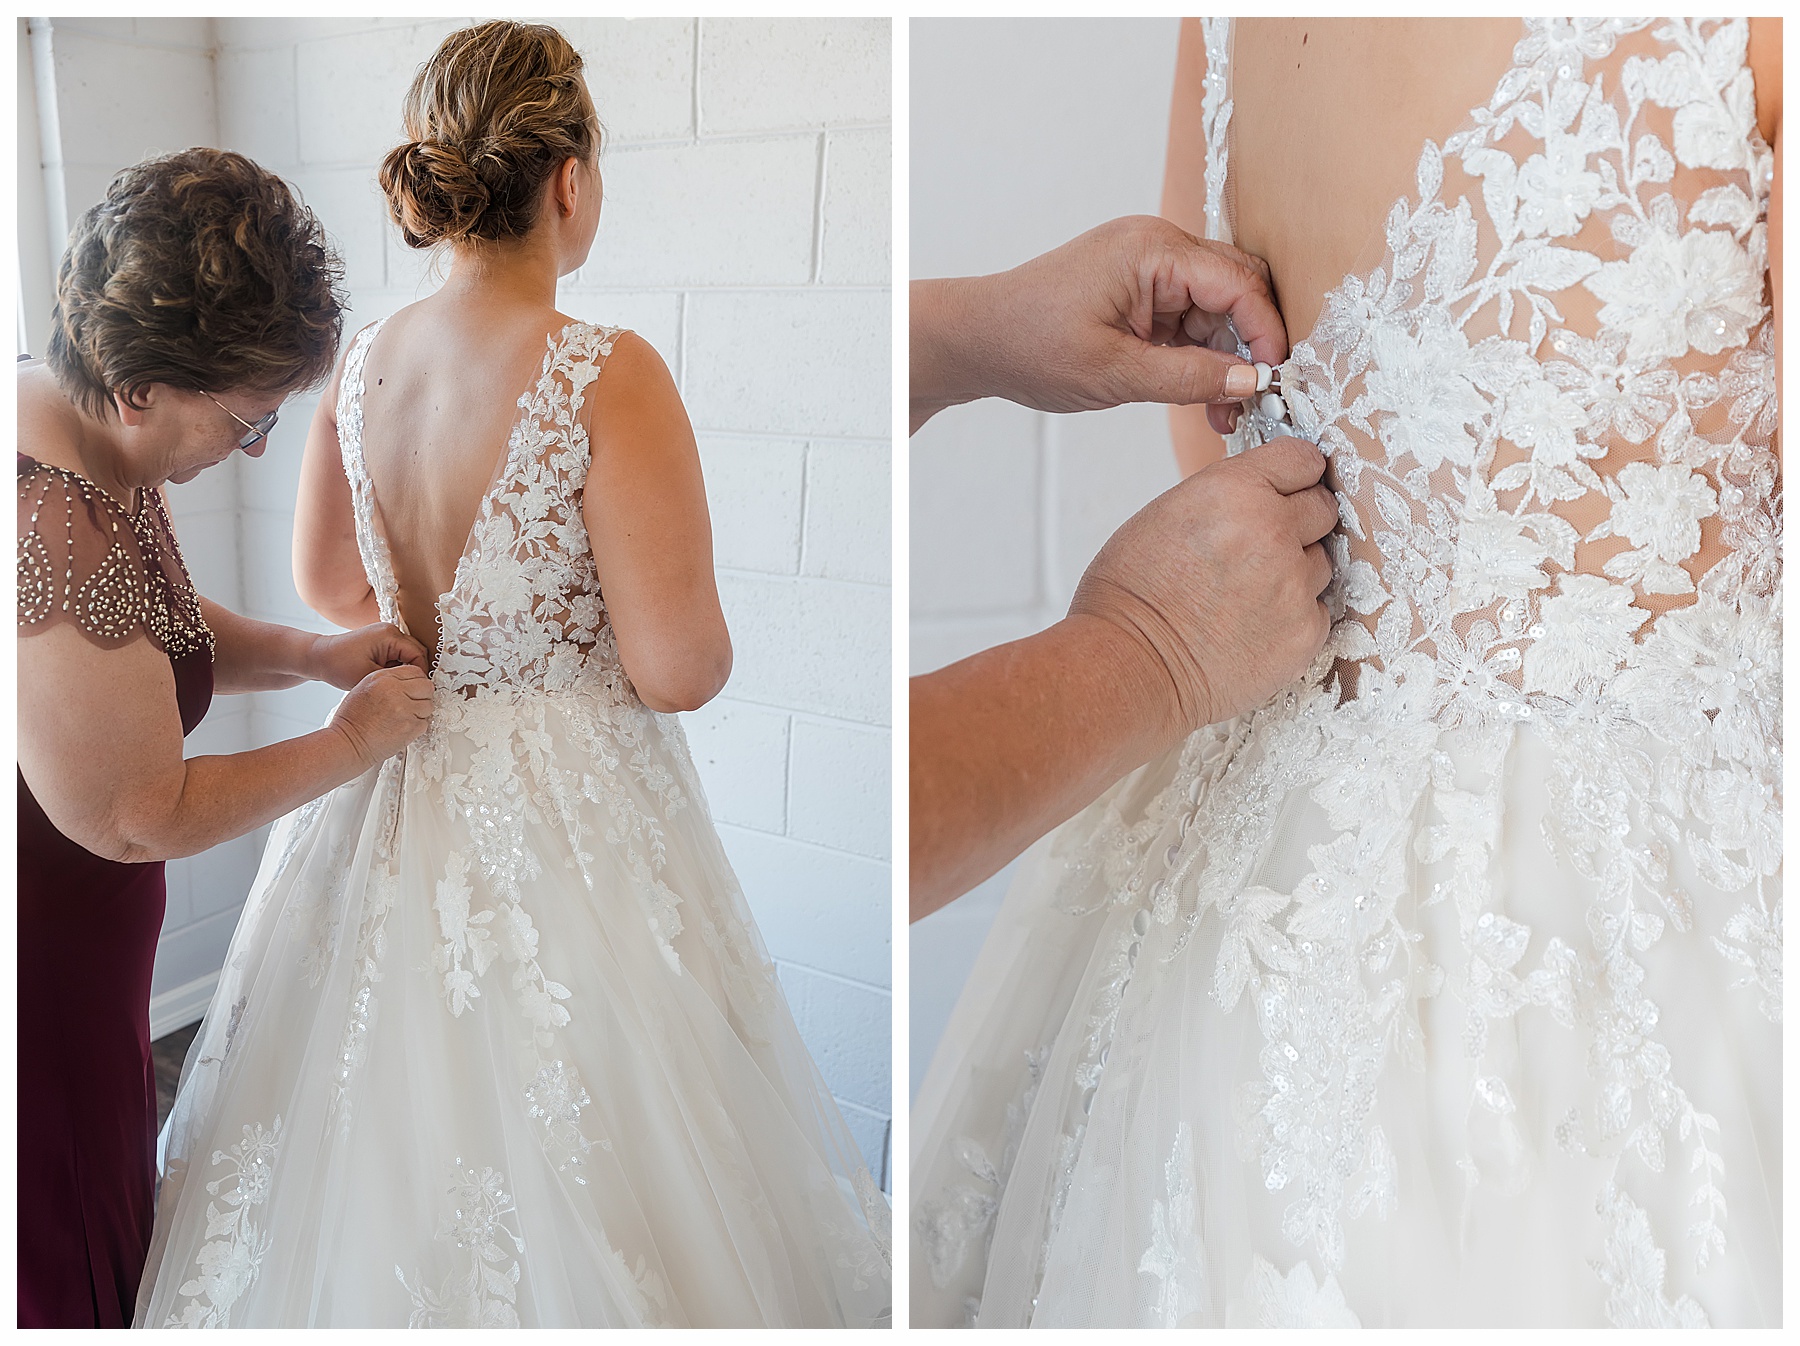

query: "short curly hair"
xmin=380 ymin=21 xmax=601 ymax=249
xmin=46 ymin=148 xmax=346 ymax=418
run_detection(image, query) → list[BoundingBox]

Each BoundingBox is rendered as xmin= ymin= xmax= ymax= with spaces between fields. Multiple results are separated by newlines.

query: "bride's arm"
xmin=583 ymin=333 xmax=732 ymax=713
xmin=1164 ymin=19 xmax=1237 ymax=478
xmin=294 ymin=338 xmax=382 ymax=629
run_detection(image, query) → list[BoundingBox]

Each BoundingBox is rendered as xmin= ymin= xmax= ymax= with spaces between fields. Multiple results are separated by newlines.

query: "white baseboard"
xmin=150 ymin=971 xmax=218 ymax=1041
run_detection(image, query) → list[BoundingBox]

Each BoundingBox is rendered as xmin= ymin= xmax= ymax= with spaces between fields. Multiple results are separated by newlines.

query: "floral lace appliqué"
xmin=396 ymin=1161 xmax=525 ymax=1328
xmin=163 ymin=1117 xmax=284 ymax=1328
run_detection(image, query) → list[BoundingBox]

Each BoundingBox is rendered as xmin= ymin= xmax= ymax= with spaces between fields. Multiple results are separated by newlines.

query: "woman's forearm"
xmin=112 ymin=724 xmax=373 ymax=863
xmin=909 ymin=614 xmax=1184 ymax=921
xmin=910 ymin=276 xmax=997 ymax=433
xmin=200 ymin=597 xmax=327 ymax=693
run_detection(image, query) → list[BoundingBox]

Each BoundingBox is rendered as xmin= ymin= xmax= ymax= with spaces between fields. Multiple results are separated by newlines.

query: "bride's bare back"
xmin=294 ymin=289 xmax=731 ymax=714
xmin=1163 ymin=15 xmax=1779 ymax=655
xmin=351 ymin=295 xmax=573 ymax=659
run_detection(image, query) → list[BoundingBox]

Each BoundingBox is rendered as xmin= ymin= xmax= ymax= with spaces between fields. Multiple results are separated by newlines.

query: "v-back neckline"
xmin=349 ymin=317 xmax=587 ymax=656
xmin=1220 ymin=18 xmax=1535 ymax=369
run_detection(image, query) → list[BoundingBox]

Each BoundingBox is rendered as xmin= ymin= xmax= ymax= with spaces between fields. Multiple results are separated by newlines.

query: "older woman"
xmin=17 ymin=148 xmax=434 ymax=1328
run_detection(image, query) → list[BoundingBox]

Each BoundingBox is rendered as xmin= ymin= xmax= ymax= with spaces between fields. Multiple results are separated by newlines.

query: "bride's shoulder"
xmin=583 ymin=330 xmax=673 ymax=393
xmin=579 ymin=331 xmax=688 ymax=448
xmin=548 ymin=313 xmax=635 ymax=358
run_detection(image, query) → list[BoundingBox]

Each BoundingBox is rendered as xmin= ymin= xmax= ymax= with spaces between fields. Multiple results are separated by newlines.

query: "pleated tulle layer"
xmin=138 ymin=687 xmax=889 ymax=1327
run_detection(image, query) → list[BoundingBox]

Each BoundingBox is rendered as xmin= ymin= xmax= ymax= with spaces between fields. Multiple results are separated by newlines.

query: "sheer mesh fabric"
xmin=1215 ymin=19 xmax=1777 ymax=706
xmin=17 ymin=454 xmax=214 ymax=659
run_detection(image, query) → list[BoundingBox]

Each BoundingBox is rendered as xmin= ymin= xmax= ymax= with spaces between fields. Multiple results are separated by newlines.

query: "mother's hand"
xmin=911 ymin=215 xmax=1289 ymax=430
xmin=309 ymin=622 xmax=430 ymax=690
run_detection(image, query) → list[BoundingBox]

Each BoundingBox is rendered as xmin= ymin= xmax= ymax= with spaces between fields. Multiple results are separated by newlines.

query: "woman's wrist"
xmin=1045 ymin=613 xmax=1192 ymax=777
xmin=256 ymin=622 xmax=328 ymax=688
xmin=296 ymin=629 xmax=336 ymax=683
xmin=199 ymin=599 xmax=326 ymax=692
xmin=911 ymin=275 xmax=1003 ymax=430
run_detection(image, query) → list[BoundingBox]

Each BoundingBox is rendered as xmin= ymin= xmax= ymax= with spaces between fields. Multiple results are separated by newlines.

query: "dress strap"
xmin=520 ymin=321 xmax=622 ymax=475
xmin=1200 ymin=18 xmax=1235 ymax=245
xmin=334 ymin=320 xmax=402 ymax=626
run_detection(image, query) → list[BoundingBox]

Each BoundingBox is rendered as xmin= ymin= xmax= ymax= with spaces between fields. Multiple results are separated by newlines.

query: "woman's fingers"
xmin=1238 ymin=435 xmax=1327 ymax=495
xmin=1304 ymin=539 xmax=1333 ymax=595
xmin=390 ymin=631 xmax=430 ymax=669
xmin=1163 ymin=237 xmax=1288 ymax=368
xmin=367 ymin=623 xmax=428 ymax=669
xmin=1291 ymin=482 xmax=1341 ymax=543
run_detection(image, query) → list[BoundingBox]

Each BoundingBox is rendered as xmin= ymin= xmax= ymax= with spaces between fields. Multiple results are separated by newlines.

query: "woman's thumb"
xmin=1118 ymin=341 xmax=1258 ymax=406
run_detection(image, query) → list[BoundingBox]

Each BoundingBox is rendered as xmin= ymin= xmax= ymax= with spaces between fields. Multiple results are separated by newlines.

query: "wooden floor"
xmin=151 ymin=1022 xmax=200 ymax=1132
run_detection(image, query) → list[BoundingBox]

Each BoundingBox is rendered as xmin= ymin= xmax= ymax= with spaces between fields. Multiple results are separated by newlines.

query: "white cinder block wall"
xmin=908 ymin=19 xmax=1181 ymax=1096
xmin=26 ymin=17 xmax=892 ymax=1186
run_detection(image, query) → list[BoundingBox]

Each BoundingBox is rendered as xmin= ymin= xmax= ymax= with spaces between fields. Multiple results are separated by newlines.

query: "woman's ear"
xmin=556 ymin=155 xmax=582 ymax=218
xmin=112 ymin=387 xmax=151 ymax=427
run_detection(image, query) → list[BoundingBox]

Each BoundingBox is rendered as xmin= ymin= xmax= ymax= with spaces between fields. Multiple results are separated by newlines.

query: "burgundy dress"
xmin=17 ymin=454 xmax=216 ymax=1328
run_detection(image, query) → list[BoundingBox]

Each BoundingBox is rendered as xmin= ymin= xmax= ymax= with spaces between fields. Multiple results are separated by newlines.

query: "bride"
xmin=913 ymin=17 xmax=1778 ymax=1327
xmin=137 ymin=21 xmax=888 ymax=1328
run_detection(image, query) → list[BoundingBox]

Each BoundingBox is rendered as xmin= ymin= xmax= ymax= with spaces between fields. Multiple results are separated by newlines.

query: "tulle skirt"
xmin=912 ymin=676 xmax=1779 ymax=1327
xmin=137 ymin=686 xmax=890 ymax=1328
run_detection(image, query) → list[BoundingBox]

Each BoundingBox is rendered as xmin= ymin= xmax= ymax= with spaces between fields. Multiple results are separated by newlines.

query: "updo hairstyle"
xmin=380 ymin=21 xmax=600 ymax=249
xmin=46 ymin=148 xmax=345 ymax=419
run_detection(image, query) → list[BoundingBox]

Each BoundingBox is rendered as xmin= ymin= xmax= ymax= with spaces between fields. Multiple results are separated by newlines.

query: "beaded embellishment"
xmin=17 ymin=454 xmax=215 ymax=659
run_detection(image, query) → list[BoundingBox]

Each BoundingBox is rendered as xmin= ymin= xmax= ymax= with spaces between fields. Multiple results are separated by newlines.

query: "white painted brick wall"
xmin=698 ymin=19 xmax=889 ymax=135
xmin=909 ymin=19 xmax=1181 ymax=1096
xmin=30 ymin=17 xmax=891 ymax=1186
xmin=585 ymin=139 xmax=820 ymax=287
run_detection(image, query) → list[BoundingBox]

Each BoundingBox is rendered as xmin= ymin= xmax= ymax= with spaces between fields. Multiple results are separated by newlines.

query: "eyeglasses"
xmin=204 ymin=391 xmax=280 ymax=449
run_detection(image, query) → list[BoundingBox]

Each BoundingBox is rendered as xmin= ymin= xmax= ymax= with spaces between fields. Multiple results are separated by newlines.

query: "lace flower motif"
xmin=1364 ymin=313 xmax=1491 ymax=471
xmin=1516 ymin=131 xmax=1605 ymax=237
xmin=396 ymin=1162 xmax=525 ymax=1328
xmin=163 ymin=1118 xmax=284 ymax=1328
xmin=1522 ymin=573 xmax=1646 ymax=697
xmin=1226 ymin=1256 xmax=1361 ymax=1328
xmin=1585 ymin=223 xmax=1762 ymax=365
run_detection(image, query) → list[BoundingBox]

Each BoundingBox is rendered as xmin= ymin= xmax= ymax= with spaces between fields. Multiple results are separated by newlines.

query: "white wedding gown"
xmin=913 ymin=18 xmax=1778 ymax=1328
xmin=136 ymin=321 xmax=890 ymax=1327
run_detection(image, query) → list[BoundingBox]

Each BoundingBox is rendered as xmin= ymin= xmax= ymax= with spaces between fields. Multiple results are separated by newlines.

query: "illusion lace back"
xmin=912 ymin=18 xmax=1778 ymax=1328
xmin=136 ymin=321 xmax=890 ymax=1327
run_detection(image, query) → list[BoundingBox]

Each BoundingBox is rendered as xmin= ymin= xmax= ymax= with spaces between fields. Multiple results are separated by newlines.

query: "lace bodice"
xmin=1207 ymin=18 xmax=1777 ymax=725
xmin=338 ymin=320 xmax=630 ymax=700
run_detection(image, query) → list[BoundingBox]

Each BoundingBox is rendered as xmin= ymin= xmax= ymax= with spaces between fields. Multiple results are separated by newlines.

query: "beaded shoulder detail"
xmin=17 ymin=453 xmax=214 ymax=660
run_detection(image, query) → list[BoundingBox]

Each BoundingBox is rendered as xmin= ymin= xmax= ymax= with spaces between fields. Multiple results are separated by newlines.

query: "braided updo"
xmin=379 ymin=21 xmax=599 ymax=249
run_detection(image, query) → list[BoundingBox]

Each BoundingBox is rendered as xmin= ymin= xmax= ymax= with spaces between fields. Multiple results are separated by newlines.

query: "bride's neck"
xmin=437 ymin=233 xmax=565 ymax=309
